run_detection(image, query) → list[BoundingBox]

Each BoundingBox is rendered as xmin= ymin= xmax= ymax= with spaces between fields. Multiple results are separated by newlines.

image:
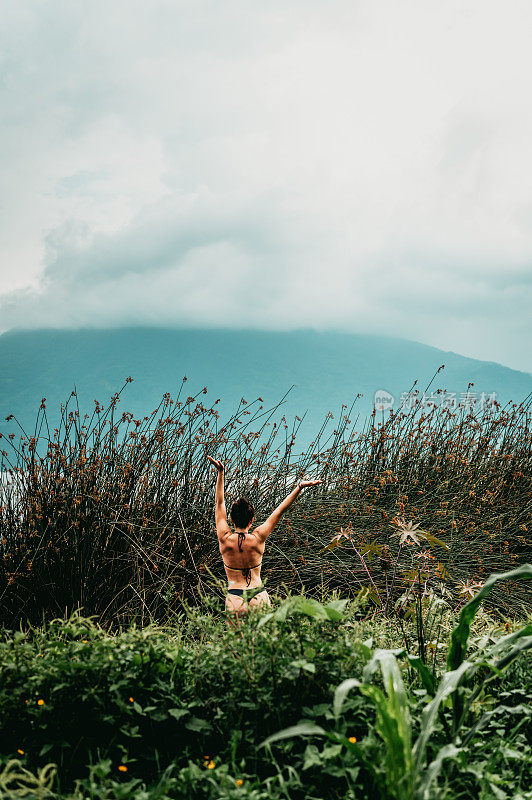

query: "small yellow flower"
xmin=348 ymin=736 xmax=357 ymax=743
xmin=37 ymin=699 xmax=44 ymax=706
xmin=82 ymin=640 xmax=87 ymax=644
xmin=118 ymin=765 xmax=128 ymax=772
xmin=203 ymin=755 xmax=210 ymax=761
xmin=236 ymin=778 xmax=243 ymax=786
xmin=17 ymin=749 xmax=24 ymax=755
xmin=129 ymin=697 xmax=134 ymax=703
xmin=207 ymin=761 xmax=215 ymax=769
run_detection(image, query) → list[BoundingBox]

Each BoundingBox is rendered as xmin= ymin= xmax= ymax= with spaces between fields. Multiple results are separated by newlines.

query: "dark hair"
xmin=230 ymin=497 xmax=255 ymax=529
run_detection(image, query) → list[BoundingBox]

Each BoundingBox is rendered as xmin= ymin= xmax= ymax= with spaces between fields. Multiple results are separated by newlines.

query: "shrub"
xmin=0 ymin=579 xmax=530 ymax=799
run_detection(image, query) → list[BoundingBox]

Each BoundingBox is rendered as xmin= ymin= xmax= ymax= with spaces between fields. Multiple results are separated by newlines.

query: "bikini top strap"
xmin=222 ymin=559 xmax=262 ymax=570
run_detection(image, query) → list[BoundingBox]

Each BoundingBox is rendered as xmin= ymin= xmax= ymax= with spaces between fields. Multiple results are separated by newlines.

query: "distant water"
xmin=1 ymin=327 xmax=530 ymax=451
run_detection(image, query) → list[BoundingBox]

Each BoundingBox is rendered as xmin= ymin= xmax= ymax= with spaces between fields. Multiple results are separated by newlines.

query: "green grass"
xmin=0 ymin=581 xmax=530 ymax=800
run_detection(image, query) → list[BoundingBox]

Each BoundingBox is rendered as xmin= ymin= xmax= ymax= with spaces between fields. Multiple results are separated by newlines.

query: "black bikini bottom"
xmin=227 ymin=585 xmax=265 ymax=601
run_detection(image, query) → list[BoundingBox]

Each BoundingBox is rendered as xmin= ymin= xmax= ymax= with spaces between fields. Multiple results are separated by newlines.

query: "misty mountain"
xmin=1 ymin=327 xmax=530 ymax=447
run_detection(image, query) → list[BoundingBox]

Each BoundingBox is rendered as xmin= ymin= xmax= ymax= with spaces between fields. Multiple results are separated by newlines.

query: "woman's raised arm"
xmin=207 ymin=456 xmax=229 ymax=533
xmin=254 ymin=479 xmax=322 ymax=542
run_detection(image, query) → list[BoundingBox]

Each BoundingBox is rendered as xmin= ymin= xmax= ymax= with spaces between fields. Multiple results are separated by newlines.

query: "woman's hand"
xmin=207 ymin=455 xmax=224 ymax=473
xmin=298 ymin=479 xmax=322 ymax=489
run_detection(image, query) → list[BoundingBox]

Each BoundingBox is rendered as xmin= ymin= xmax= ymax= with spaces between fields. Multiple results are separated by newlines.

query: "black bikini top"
xmin=222 ymin=531 xmax=262 ymax=586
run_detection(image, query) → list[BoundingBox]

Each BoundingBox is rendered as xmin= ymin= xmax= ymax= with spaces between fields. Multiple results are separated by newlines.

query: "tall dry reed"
xmin=0 ymin=373 xmax=530 ymax=628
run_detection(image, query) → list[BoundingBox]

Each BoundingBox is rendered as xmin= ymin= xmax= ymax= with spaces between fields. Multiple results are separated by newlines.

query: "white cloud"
xmin=0 ymin=0 xmax=531 ymax=372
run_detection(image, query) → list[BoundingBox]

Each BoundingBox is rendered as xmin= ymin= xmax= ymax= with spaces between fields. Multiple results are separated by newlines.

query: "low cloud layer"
xmin=1 ymin=0 xmax=531 ymax=372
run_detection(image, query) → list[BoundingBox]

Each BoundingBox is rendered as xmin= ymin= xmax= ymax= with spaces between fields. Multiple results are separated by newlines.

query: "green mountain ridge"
xmin=1 ymin=327 xmax=530 ymax=447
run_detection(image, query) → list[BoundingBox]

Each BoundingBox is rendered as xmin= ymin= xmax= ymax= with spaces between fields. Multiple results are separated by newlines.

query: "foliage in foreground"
xmin=0 ymin=569 xmax=531 ymax=799
xmin=0 ymin=377 xmax=531 ymax=628
xmin=262 ymin=564 xmax=532 ymax=800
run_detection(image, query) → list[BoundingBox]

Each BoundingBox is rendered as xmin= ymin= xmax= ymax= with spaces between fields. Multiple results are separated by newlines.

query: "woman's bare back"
xmin=207 ymin=455 xmax=322 ymax=614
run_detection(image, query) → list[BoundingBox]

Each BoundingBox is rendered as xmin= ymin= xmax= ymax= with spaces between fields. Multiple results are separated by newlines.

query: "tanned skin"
xmin=207 ymin=455 xmax=322 ymax=615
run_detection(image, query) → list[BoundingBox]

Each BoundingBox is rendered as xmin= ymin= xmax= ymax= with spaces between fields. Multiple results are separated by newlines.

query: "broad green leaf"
xmin=374 ymin=651 xmax=413 ymax=782
xmin=168 ymin=708 xmax=188 ymax=721
xmin=488 ymin=783 xmax=508 ymax=800
xmin=348 ymin=640 xmax=373 ymax=662
xmin=257 ymin=595 xmax=347 ymax=626
xmin=407 ymin=656 xmax=436 ymax=697
xmin=185 ymin=716 xmax=211 ymax=732
xmin=295 ymin=598 xmax=330 ymax=620
xmin=325 ymin=598 xmax=349 ymax=614
xmin=256 ymin=612 xmax=275 ymax=628
xmin=324 ymin=606 xmax=344 ymax=621
xmin=358 ymin=683 xmax=413 ymax=799
xmin=460 ymin=703 xmax=531 ymax=748
xmin=494 ymin=635 xmax=532 ymax=671
xmin=418 ymin=743 xmax=461 ymax=800
xmin=447 ymin=564 xmax=532 ymax=673
xmin=321 ymin=743 xmax=343 ymax=760
xmin=288 ymin=659 xmax=316 ymax=675
xmin=302 ymin=744 xmax=322 ymax=771
xmin=413 ymin=660 xmax=471 ymax=773
xmin=339 ymin=650 xmax=414 ymax=799
xmin=501 ymin=747 xmax=526 ymax=760
xmin=259 ymin=722 xmax=327 ymax=748
xmin=363 ymin=648 xmax=405 ymax=683
xmin=334 ymin=678 xmax=361 ymax=719
xmin=482 ymin=625 xmax=532 ymax=661
xmin=275 ymin=599 xmax=295 ymax=623
xmin=446 ymin=564 xmax=532 ymax=732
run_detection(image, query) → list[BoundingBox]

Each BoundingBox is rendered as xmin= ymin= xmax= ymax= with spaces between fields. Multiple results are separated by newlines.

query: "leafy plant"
xmin=320 ymin=516 xmax=452 ymax=623
xmin=257 ymin=596 xmax=349 ymax=627
xmin=261 ymin=565 xmax=532 ymax=800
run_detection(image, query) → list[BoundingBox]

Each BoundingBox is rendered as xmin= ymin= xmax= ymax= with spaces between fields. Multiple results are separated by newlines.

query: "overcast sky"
xmin=1 ymin=0 xmax=531 ymax=372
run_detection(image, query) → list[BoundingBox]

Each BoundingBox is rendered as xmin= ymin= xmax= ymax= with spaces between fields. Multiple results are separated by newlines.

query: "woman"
xmin=207 ymin=455 xmax=322 ymax=615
